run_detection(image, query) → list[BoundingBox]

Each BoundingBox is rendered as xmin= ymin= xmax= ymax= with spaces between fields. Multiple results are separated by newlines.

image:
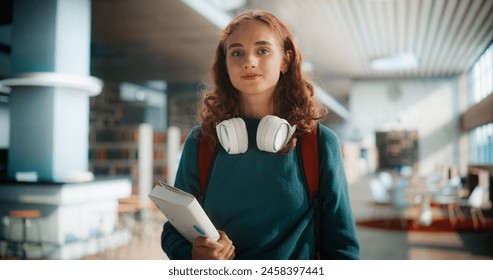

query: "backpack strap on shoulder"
xmin=198 ymin=135 xmax=215 ymax=197
xmin=299 ymin=123 xmax=322 ymax=259
xmin=300 ymin=124 xmax=320 ymax=200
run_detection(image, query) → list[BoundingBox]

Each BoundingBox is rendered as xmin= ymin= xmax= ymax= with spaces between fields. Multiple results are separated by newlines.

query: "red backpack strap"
xmin=299 ymin=123 xmax=322 ymax=259
xmin=198 ymin=135 xmax=214 ymax=195
xmin=301 ymin=124 xmax=320 ymax=198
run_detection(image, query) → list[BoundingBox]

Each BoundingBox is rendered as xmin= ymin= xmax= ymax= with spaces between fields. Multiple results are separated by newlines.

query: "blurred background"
xmin=0 ymin=0 xmax=492 ymax=260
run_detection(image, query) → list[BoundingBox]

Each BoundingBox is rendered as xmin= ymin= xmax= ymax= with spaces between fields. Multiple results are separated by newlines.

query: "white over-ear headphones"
xmin=216 ymin=115 xmax=296 ymax=154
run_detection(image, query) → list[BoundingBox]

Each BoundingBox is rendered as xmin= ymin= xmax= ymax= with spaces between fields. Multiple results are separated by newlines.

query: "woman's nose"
xmin=242 ymin=55 xmax=257 ymax=69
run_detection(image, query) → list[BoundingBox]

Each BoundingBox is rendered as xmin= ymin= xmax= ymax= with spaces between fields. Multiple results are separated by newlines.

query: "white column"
xmin=138 ymin=123 xmax=153 ymax=203
xmin=167 ymin=126 xmax=181 ymax=185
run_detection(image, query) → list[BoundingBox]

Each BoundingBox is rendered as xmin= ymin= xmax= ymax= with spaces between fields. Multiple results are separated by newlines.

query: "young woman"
xmin=161 ymin=10 xmax=360 ymax=260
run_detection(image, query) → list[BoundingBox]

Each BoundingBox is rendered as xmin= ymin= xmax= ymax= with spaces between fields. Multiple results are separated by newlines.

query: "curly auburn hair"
xmin=198 ymin=10 xmax=327 ymax=154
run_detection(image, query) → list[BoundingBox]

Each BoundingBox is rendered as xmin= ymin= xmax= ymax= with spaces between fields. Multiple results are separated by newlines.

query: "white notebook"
xmin=148 ymin=182 xmax=220 ymax=243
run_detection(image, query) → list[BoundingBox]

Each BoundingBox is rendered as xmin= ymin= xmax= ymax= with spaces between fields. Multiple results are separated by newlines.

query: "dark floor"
xmin=81 ymin=174 xmax=493 ymax=260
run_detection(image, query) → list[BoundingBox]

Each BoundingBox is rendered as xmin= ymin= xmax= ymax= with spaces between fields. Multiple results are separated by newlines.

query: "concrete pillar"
xmin=5 ymin=0 xmax=101 ymax=182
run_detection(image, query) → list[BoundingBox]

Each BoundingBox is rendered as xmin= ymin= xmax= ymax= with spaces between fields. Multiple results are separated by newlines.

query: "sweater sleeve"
xmin=318 ymin=125 xmax=360 ymax=259
xmin=161 ymin=126 xmax=203 ymax=260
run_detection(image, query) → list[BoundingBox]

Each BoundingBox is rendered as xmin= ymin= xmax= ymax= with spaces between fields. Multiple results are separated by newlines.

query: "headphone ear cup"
xmin=257 ymin=115 xmax=296 ymax=153
xmin=216 ymin=118 xmax=248 ymax=154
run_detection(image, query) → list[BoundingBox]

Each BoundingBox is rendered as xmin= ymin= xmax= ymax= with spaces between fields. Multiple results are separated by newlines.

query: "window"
xmin=468 ymin=43 xmax=493 ymax=165
xmin=469 ymin=123 xmax=493 ymax=165
xmin=470 ymin=43 xmax=493 ymax=104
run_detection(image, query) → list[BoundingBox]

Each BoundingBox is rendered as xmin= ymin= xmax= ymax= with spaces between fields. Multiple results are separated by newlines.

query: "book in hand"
xmin=148 ymin=182 xmax=220 ymax=243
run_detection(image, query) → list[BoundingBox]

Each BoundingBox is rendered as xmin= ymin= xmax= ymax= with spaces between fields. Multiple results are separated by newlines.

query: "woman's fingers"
xmin=192 ymin=230 xmax=235 ymax=260
xmin=216 ymin=230 xmax=235 ymax=260
xmin=192 ymin=238 xmax=217 ymax=259
xmin=198 ymin=236 xmax=224 ymax=250
xmin=227 ymin=245 xmax=236 ymax=260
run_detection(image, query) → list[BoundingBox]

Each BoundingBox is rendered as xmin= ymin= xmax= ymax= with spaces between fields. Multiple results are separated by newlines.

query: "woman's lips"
xmin=241 ymin=74 xmax=261 ymax=80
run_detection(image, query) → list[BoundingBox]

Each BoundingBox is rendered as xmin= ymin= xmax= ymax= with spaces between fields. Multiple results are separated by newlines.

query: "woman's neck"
xmin=240 ymin=94 xmax=274 ymax=119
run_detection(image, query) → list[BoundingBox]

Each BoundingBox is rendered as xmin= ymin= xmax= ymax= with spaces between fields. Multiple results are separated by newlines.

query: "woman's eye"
xmin=258 ymin=48 xmax=270 ymax=55
xmin=231 ymin=50 xmax=243 ymax=57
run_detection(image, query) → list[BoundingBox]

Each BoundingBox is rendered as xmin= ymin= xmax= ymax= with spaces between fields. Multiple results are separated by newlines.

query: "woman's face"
xmin=225 ymin=21 xmax=287 ymax=100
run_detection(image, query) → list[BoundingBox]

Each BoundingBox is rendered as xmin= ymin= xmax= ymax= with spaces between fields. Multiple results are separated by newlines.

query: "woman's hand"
xmin=191 ymin=230 xmax=235 ymax=260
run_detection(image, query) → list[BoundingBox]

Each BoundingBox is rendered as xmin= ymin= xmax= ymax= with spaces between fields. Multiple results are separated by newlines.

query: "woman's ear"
xmin=281 ymin=50 xmax=292 ymax=73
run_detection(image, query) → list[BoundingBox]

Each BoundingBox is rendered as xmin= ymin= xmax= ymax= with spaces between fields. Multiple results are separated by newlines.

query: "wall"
xmin=335 ymin=78 xmax=461 ymax=177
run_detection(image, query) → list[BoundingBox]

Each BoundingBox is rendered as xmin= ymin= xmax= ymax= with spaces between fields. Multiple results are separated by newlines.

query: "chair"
xmin=463 ymin=185 xmax=488 ymax=229
xmin=118 ymin=195 xmax=154 ymax=240
xmin=432 ymin=176 xmax=464 ymax=225
xmin=417 ymin=195 xmax=433 ymax=227
xmin=400 ymin=166 xmax=413 ymax=178
xmin=3 ymin=210 xmax=43 ymax=259
xmin=370 ymin=178 xmax=390 ymax=204
xmin=388 ymin=188 xmax=412 ymax=229
xmin=368 ymin=179 xmax=391 ymax=219
xmin=443 ymin=177 xmax=462 ymax=193
xmin=379 ymin=172 xmax=393 ymax=190
xmin=426 ymin=172 xmax=443 ymax=189
xmin=395 ymin=176 xmax=409 ymax=189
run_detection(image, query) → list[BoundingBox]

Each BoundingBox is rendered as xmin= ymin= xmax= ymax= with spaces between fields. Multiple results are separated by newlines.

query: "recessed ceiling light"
xmin=369 ymin=53 xmax=419 ymax=71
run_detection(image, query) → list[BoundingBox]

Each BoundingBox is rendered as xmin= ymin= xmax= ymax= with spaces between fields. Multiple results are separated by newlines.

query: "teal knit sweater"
xmin=161 ymin=117 xmax=360 ymax=259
